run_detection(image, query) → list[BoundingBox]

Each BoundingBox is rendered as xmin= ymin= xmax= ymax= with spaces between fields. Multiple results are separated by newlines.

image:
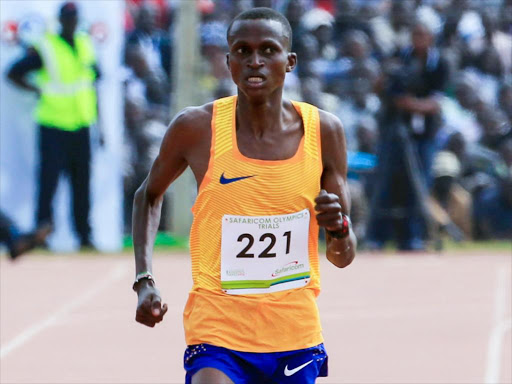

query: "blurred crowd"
xmin=122 ymin=0 xmax=512 ymax=249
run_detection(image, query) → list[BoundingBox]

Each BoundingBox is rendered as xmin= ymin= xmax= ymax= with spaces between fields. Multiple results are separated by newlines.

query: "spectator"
xmin=482 ymin=9 xmax=512 ymax=75
xmin=473 ymin=175 xmax=512 ymax=240
xmin=439 ymin=74 xmax=483 ymax=144
xmin=125 ymin=43 xmax=169 ymax=106
xmin=429 ymin=150 xmax=472 ymax=238
xmin=300 ymin=75 xmax=339 ymax=113
xmin=444 ymin=131 xmax=509 ymax=197
xmin=125 ymin=3 xmax=172 ymax=79
xmin=338 ymin=29 xmax=381 ymax=88
xmin=7 ymin=2 xmax=100 ymax=249
xmin=367 ymin=18 xmax=449 ymax=251
xmin=199 ymin=19 xmax=234 ymax=100
xmin=284 ymin=0 xmax=308 ymax=52
xmin=336 ymin=72 xmax=380 ymax=151
xmin=123 ymin=44 xmax=168 ymax=233
xmin=356 ymin=115 xmax=378 ymax=154
xmin=301 ymin=7 xmax=337 ymax=60
xmin=333 ymin=0 xmax=372 ymax=42
xmin=369 ymin=0 xmax=414 ymax=58
xmin=392 ymin=20 xmax=449 ymax=182
xmin=294 ymin=33 xmax=320 ymax=79
xmin=342 ymin=29 xmax=372 ymax=62
xmin=438 ymin=12 xmax=466 ymax=84
xmin=478 ymin=106 xmax=511 ymax=152
xmin=467 ymin=46 xmax=504 ymax=105
xmin=353 ymin=115 xmax=379 ymax=215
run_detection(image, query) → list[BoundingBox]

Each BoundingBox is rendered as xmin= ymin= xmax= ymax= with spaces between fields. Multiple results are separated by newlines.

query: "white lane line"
xmin=485 ymin=267 xmax=512 ymax=384
xmin=0 ymin=264 xmax=128 ymax=359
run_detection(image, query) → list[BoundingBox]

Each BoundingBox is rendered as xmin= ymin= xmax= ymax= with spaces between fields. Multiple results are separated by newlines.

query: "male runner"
xmin=132 ymin=8 xmax=356 ymax=383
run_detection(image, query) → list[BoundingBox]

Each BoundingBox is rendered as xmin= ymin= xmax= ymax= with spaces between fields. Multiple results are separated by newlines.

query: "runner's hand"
xmin=314 ymin=189 xmax=343 ymax=232
xmin=135 ymin=281 xmax=168 ymax=327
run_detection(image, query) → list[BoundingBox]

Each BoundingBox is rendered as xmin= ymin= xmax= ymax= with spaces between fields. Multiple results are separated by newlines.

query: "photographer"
xmin=391 ymin=20 xmax=449 ymax=183
xmin=367 ymin=19 xmax=448 ymax=251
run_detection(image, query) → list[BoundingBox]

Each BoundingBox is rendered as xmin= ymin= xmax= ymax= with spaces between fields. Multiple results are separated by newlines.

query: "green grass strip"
xmin=123 ymin=232 xmax=188 ymax=250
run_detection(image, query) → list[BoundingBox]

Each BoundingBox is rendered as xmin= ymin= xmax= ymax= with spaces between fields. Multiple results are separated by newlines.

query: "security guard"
xmin=7 ymin=2 xmax=101 ymax=248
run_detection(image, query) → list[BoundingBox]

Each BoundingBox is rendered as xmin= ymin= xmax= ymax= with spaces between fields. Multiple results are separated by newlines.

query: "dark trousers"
xmin=36 ymin=125 xmax=91 ymax=244
xmin=367 ymin=122 xmax=430 ymax=249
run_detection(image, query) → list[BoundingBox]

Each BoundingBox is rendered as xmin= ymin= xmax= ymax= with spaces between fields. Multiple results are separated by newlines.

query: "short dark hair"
xmin=227 ymin=7 xmax=293 ymax=50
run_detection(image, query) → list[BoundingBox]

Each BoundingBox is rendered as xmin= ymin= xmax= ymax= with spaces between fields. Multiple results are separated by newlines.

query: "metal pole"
xmin=167 ymin=0 xmax=200 ymax=236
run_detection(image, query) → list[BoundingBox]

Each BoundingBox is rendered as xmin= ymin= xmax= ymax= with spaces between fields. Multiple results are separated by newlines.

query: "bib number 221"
xmin=236 ymin=231 xmax=291 ymax=258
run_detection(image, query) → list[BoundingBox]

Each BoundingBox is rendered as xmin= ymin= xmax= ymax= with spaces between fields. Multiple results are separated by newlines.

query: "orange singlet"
xmin=184 ymin=95 xmax=324 ymax=352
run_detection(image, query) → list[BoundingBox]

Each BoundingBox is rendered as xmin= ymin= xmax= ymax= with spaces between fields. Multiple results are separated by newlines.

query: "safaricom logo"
xmin=272 ymin=261 xmax=304 ymax=277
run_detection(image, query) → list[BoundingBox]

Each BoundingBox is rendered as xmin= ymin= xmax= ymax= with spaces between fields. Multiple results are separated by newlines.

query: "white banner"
xmin=0 ymin=0 xmax=124 ymax=251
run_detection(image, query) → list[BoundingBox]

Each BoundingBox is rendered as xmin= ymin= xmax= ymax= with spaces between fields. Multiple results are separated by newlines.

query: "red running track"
xmin=1 ymin=251 xmax=510 ymax=383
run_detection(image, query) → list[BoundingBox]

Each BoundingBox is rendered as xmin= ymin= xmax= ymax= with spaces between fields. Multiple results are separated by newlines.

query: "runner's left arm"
xmin=132 ymin=108 xmax=198 ymax=327
xmin=315 ymin=110 xmax=357 ymax=268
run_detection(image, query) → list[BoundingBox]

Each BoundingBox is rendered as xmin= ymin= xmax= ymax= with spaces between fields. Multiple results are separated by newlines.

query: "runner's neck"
xmin=235 ymin=93 xmax=287 ymax=137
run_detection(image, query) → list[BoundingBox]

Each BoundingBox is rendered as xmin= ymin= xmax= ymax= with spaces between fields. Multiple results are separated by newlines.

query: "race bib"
xmin=221 ymin=209 xmax=311 ymax=295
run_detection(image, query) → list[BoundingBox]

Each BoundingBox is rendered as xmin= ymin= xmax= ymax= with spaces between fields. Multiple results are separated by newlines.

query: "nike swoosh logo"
xmin=219 ymin=172 xmax=255 ymax=185
xmin=284 ymin=360 xmax=313 ymax=376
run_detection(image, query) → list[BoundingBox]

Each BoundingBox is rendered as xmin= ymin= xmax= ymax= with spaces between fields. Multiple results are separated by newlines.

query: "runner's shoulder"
xmin=165 ymin=102 xmax=214 ymax=143
xmin=170 ymin=102 xmax=214 ymax=132
xmin=317 ymin=108 xmax=345 ymax=142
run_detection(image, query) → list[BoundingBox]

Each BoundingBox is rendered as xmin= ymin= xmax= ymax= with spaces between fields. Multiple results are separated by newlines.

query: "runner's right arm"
xmin=132 ymin=108 xmax=200 ymax=327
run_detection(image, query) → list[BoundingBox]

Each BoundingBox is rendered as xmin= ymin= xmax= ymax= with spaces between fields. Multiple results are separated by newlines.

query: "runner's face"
xmin=227 ymin=19 xmax=296 ymax=98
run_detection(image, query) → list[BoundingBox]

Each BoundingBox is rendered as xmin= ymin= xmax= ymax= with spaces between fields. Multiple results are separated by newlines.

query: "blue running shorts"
xmin=184 ymin=343 xmax=328 ymax=384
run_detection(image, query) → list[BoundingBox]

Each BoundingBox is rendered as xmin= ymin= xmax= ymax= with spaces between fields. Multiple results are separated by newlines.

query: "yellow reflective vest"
xmin=35 ymin=32 xmax=97 ymax=131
